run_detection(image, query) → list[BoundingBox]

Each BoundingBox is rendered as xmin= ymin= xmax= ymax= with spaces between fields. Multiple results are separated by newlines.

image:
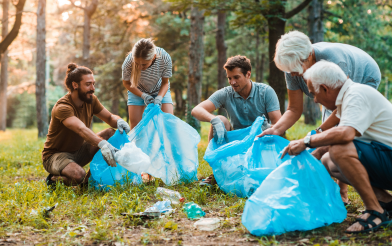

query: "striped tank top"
xmin=122 ymin=47 xmax=172 ymax=95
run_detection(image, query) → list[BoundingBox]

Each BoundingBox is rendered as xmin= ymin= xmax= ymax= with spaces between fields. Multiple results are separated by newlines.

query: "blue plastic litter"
xmin=242 ymin=141 xmax=346 ymax=236
xmin=204 ymin=117 xmax=287 ymax=197
xmin=145 ymin=201 xmax=173 ymax=213
xmin=90 ymin=104 xmax=200 ymax=189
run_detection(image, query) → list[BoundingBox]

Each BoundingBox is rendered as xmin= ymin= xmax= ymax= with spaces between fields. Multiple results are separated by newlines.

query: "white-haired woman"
xmin=122 ymin=38 xmax=173 ymax=129
xmin=259 ymin=30 xmax=381 ymax=205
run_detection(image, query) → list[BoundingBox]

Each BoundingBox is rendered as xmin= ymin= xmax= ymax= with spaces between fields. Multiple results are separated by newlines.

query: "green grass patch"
xmin=0 ymin=121 xmax=390 ymax=245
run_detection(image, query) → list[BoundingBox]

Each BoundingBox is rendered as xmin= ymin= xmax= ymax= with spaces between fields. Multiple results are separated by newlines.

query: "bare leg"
xmin=161 ymin=103 xmax=173 ymax=114
xmin=128 ymin=105 xmax=146 ymax=129
xmin=208 ymin=115 xmax=231 ymax=142
xmin=327 ymin=142 xmax=384 ymax=232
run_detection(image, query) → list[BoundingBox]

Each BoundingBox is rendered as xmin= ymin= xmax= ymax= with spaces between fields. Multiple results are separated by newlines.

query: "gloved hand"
xmin=154 ymin=95 xmax=163 ymax=106
xmin=261 ymin=115 xmax=271 ymax=131
xmin=141 ymin=93 xmax=154 ymax=106
xmin=98 ymin=140 xmax=119 ymax=167
xmin=210 ymin=117 xmax=229 ymax=144
xmin=117 ymin=119 xmax=130 ymax=134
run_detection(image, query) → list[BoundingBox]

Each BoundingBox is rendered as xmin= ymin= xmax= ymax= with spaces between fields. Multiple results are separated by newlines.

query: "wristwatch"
xmin=316 ymin=127 xmax=323 ymax=133
xmin=304 ymin=135 xmax=312 ymax=148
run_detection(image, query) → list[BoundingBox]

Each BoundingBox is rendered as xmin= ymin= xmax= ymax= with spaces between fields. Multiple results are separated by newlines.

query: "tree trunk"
xmin=83 ymin=9 xmax=91 ymax=67
xmin=174 ymin=87 xmax=185 ymax=117
xmin=256 ymin=33 xmax=266 ymax=83
xmin=215 ymin=11 xmax=227 ymax=116
xmin=304 ymin=0 xmax=323 ymax=125
xmin=0 ymin=0 xmax=9 ymax=131
xmin=267 ymin=17 xmax=286 ymax=114
xmin=186 ymin=5 xmax=204 ymax=131
xmin=111 ymin=93 xmax=119 ymax=115
xmin=36 ymin=0 xmax=48 ymax=138
xmin=256 ymin=29 xmax=260 ymax=82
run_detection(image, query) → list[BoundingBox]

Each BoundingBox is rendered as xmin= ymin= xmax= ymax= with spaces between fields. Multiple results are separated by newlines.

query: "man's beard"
xmin=78 ymin=89 xmax=94 ymax=104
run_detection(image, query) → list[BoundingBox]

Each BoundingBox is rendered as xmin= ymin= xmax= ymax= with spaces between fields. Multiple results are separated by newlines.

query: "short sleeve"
xmin=92 ymin=95 xmax=105 ymax=115
xmin=53 ymin=104 xmax=75 ymax=123
xmin=339 ymin=92 xmax=374 ymax=136
xmin=208 ymin=88 xmax=227 ymax=109
xmin=162 ymin=51 xmax=172 ymax=78
xmin=122 ymin=53 xmax=133 ymax=81
xmin=285 ymin=73 xmax=301 ymax=91
xmin=264 ymin=86 xmax=280 ymax=112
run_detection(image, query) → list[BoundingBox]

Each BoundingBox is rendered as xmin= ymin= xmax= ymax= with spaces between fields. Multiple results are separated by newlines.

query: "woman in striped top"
xmin=122 ymin=38 xmax=173 ymax=129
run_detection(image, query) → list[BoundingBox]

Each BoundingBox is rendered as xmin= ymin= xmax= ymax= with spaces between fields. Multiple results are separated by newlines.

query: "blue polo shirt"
xmin=208 ymin=81 xmax=280 ymax=130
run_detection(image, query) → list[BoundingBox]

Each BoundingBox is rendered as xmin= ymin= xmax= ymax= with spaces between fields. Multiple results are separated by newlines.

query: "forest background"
xmin=1 ymin=0 xmax=392 ymax=134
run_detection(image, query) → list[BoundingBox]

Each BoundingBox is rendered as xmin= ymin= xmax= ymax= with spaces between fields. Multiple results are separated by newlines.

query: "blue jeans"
xmin=353 ymin=140 xmax=392 ymax=190
xmin=127 ymin=89 xmax=173 ymax=106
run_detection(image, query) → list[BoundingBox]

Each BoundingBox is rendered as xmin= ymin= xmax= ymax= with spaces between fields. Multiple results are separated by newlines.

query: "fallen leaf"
xmin=299 ymin=238 xmax=309 ymax=243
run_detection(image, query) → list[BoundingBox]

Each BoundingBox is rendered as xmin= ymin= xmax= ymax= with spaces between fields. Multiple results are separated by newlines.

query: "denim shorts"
xmin=353 ymin=139 xmax=392 ymax=190
xmin=127 ymin=89 xmax=173 ymax=106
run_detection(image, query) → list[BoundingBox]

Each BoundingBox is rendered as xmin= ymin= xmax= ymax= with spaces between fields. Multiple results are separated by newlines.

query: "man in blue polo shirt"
xmin=192 ymin=55 xmax=281 ymax=184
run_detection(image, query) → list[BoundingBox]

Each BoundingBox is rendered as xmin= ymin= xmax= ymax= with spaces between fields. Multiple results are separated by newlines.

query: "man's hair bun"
xmin=67 ymin=63 xmax=78 ymax=74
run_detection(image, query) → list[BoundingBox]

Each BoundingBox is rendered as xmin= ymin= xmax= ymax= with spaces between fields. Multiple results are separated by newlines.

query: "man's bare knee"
xmin=61 ymin=163 xmax=86 ymax=184
xmin=97 ymin=128 xmax=116 ymax=140
xmin=216 ymin=115 xmax=231 ymax=131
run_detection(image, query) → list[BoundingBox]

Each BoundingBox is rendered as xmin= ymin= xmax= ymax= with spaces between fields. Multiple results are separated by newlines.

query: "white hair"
xmin=274 ymin=30 xmax=312 ymax=74
xmin=303 ymin=60 xmax=347 ymax=93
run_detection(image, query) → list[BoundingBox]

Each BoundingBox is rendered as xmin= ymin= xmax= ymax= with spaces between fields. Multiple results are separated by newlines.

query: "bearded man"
xmin=42 ymin=63 xmax=130 ymax=187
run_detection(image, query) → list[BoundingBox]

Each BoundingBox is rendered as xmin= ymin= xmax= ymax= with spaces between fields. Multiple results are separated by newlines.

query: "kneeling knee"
xmin=72 ymin=169 xmax=86 ymax=184
xmin=100 ymin=128 xmax=116 ymax=140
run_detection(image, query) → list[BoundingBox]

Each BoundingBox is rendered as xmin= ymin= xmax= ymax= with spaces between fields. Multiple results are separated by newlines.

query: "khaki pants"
xmin=43 ymin=142 xmax=94 ymax=176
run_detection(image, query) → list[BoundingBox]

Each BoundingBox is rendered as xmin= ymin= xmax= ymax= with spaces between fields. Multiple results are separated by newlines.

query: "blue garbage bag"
xmin=204 ymin=117 xmax=287 ymax=197
xmin=90 ymin=104 xmax=200 ymax=189
xmin=127 ymin=104 xmax=200 ymax=185
xmin=242 ymin=147 xmax=347 ymax=236
xmin=89 ymin=130 xmax=142 ymax=190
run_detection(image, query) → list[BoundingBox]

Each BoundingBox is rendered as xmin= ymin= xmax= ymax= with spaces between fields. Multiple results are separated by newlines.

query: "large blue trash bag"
xmin=203 ymin=117 xmax=287 ymax=197
xmin=127 ymin=104 xmax=200 ymax=185
xmin=242 ymin=146 xmax=347 ymax=236
xmin=90 ymin=104 xmax=200 ymax=188
xmin=89 ymin=130 xmax=142 ymax=190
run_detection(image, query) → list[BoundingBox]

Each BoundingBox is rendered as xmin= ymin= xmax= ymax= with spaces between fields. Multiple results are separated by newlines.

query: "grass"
xmin=0 ymin=118 xmax=391 ymax=245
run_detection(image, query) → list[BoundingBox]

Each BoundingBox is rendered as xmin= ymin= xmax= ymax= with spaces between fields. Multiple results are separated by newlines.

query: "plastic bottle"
xmin=156 ymin=187 xmax=185 ymax=205
xmin=183 ymin=202 xmax=205 ymax=220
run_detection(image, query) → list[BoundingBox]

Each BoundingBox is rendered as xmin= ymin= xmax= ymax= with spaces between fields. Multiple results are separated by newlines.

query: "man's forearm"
xmin=108 ymin=114 xmax=121 ymax=129
xmin=310 ymin=126 xmax=355 ymax=148
xmin=191 ymin=107 xmax=215 ymax=122
xmin=78 ymin=126 xmax=103 ymax=146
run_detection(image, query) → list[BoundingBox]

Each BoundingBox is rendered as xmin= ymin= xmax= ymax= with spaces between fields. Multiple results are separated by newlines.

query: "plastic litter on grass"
xmin=183 ymin=202 xmax=205 ymax=220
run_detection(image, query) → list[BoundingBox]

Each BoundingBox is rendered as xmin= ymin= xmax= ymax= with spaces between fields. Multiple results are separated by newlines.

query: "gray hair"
xmin=303 ymin=60 xmax=347 ymax=93
xmin=274 ymin=31 xmax=312 ymax=74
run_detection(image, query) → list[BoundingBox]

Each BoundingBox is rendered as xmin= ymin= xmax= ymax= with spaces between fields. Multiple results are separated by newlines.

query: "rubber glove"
xmin=117 ymin=119 xmax=130 ymax=134
xmin=154 ymin=95 xmax=163 ymax=106
xmin=261 ymin=115 xmax=271 ymax=131
xmin=98 ymin=140 xmax=119 ymax=167
xmin=210 ymin=117 xmax=229 ymax=144
xmin=141 ymin=93 xmax=154 ymax=106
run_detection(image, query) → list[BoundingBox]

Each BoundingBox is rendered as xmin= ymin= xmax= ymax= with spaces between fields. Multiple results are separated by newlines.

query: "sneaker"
xmin=46 ymin=174 xmax=56 ymax=190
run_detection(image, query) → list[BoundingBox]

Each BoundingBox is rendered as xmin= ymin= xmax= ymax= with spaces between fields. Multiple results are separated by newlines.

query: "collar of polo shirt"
xmin=234 ymin=80 xmax=256 ymax=99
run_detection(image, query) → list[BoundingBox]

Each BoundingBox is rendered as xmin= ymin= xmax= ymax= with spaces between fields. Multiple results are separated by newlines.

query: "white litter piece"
xmin=193 ymin=218 xmax=221 ymax=231
xmin=115 ymin=142 xmax=151 ymax=174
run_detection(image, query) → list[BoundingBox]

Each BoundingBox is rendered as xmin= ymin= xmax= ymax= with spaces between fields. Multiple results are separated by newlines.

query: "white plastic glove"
xmin=117 ymin=119 xmax=130 ymax=134
xmin=141 ymin=93 xmax=154 ymax=106
xmin=98 ymin=140 xmax=119 ymax=167
xmin=154 ymin=95 xmax=163 ymax=106
xmin=261 ymin=115 xmax=271 ymax=131
xmin=210 ymin=117 xmax=229 ymax=144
